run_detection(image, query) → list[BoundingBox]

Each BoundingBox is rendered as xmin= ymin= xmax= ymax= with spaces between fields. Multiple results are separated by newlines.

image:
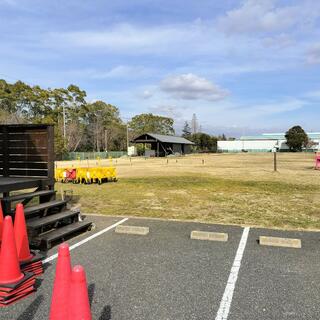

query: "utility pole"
xmin=63 ymin=105 xmax=66 ymax=140
xmin=104 ymin=129 xmax=108 ymax=151
xmin=126 ymin=122 xmax=129 ymax=152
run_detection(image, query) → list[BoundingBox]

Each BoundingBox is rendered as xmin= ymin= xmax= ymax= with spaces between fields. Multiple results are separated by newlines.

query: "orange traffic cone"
xmin=0 ymin=202 xmax=4 ymax=244
xmin=0 ymin=216 xmax=35 ymax=306
xmin=14 ymin=203 xmax=44 ymax=276
xmin=68 ymin=265 xmax=92 ymax=320
xmin=49 ymin=243 xmax=72 ymax=320
xmin=14 ymin=204 xmax=33 ymax=262
xmin=0 ymin=216 xmax=24 ymax=284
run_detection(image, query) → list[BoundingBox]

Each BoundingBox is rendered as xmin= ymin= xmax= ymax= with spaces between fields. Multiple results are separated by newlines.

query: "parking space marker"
xmin=115 ymin=225 xmax=149 ymax=235
xmin=191 ymin=230 xmax=228 ymax=242
xmin=259 ymin=236 xmax=301 ymax=248
xmin=43 ymin=218 xmax=129 ymax=264
xmin=215 ymin=227 xmax=250 ymax=320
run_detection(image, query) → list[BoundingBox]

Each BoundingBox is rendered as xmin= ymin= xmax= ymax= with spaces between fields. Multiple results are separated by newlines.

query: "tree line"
xmin=0 ymin=79 xmax=232 ymax=156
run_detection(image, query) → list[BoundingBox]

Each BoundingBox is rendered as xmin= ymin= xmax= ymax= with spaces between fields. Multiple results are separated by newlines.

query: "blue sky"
xmin=0 ymin=0 xmax=320 ymax=136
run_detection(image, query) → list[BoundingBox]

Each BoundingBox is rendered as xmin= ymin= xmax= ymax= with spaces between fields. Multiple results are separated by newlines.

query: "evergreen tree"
xmin=182 ymin=121 xmax=192 ymax=139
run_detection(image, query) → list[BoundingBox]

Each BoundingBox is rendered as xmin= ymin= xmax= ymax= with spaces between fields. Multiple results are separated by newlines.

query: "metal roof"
xmin=133 ymin=133 xmax=194 ymax=144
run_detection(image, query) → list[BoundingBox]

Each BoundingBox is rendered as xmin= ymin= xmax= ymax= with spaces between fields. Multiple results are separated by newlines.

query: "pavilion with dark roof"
xmin=131 ymin=133 xmax=194 ymax=157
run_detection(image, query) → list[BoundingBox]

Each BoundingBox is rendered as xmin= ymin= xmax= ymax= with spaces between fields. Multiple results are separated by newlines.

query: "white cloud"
xmin=160 ymin=73 xmax=229 ymax=101
xmin=89 ymin=65 xmax=153 ymax=79
xmin=141 ymin=90 xmax=153 ymax=99
xmin=217 ymin=0 xmax=319 ymax=35
xmin=262 ymin=34 xmax=294 ymax=48
xmin=47 ymin=23 xmax=208 ymax=55
xmin=306 ymin=44 xmax=320 ymax=64
xmin=149 ymin=105 xmax=184 ymax=119
xmin=252 ymin=98 xmax=305 ymax=115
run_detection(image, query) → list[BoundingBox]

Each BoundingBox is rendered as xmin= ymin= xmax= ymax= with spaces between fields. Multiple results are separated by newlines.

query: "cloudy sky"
xmin=0 ymin=0 xmax=320 ymax=136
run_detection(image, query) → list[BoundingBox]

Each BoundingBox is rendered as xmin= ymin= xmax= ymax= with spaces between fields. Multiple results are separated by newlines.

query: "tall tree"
xmin=182 ymin=121 xmax=192 ymax=139
xmin=285 ymin=126 xmax=309 ymax=151
xmin=129 ymin=113 xmax=175 ymax=136
xmin=190 ymin=133 xmax=217 ymax=152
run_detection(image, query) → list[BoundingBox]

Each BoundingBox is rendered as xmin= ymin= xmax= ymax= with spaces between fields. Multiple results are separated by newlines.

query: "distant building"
xmin=131 ymin=133 xmax=194 ymax=157
xmin=217 ymin=132 xmax=320 ymax=153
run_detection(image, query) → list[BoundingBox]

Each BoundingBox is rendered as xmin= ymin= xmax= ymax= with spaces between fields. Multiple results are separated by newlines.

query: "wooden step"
xmin=23 ymin=200 xmax=67 ymax=217
xmin=37 ymin=220 xmax=92 ymax=249
xmin=3 ymin=190 xmax=56 ymax=202
xmin=27 ymin=209 xmax=80 ymax=230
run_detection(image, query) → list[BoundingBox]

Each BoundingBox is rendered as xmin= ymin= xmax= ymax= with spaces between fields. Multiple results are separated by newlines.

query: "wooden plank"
xmin=7 ymin=139 xmax=48 ymax=148
xmin=38 ymin=221 xmax=92 ymax=244
xmin=8 ymin=131 xmax=47 ymax=138
xmin=47 ymin=125 xmax=55 ymax=182
xmin=2 ymin=190 xmax=56 ymax=202
xmin=9 ymin=154 xmax=48 ymax=162
xmin=0 ymin=147 xmax=48 ymax=155
xmin=8 ymin=169 xmax=48 ymax=177
xmin=8 ymin=162 xmax=48 ymax=169
xmin=6 ymin=126 xmax=48 ymax=133
xmin=2 ymin=126 xmax=9 ymax=176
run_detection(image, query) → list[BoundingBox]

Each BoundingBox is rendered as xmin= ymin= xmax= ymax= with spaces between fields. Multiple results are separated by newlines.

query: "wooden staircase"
xmin=3 ymin=188 xmax=92 ymax=249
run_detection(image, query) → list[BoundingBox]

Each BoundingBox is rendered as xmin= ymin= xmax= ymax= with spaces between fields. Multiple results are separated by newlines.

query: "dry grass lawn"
xmin=56 ymin=153 xmax=320 ymax=230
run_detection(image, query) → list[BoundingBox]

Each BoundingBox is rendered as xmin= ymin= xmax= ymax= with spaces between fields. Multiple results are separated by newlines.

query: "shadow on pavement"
xmin=17 ymin=295 xmax=44 ymax=320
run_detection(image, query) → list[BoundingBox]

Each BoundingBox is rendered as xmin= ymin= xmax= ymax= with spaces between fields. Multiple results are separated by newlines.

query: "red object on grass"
xmin=315 ymin=153 xmax=320 ymax=170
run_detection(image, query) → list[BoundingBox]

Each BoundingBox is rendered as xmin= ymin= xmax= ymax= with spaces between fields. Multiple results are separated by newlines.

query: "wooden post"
xmin=47 ymin=125 xmax=55 ymax=187
xmin=274 ymin=152 xmax=277 ymax=172
xmin=2 ymin=126 xmax=9 ymax=177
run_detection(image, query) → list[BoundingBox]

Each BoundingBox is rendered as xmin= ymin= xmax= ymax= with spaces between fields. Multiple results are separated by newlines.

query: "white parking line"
xmin=43 ymin=218 xmax=128 ymax=264
xmin=215 ymin=227 xmax=250 ymax=320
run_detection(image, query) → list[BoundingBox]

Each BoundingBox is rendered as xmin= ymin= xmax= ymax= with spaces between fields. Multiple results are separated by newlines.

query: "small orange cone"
xmin=68 ymin=265 xmax=92 ymax=320
xmin=0 ymin=216 xmax=24 ymax=284
xmin=49 ymin=243 xmax=72 ymax=320
xmin=13 ymin=204 xmax=33 ymax=262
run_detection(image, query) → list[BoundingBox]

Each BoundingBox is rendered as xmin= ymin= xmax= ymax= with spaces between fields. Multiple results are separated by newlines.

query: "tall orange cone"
xmin=68 ymin=265 xmax=92 ymax=320
xmin=49 ymin=243 xmax=72 ymax=320
xmin=0 ymin=202 xmax=3 ymax=244
xmin=13 ymin=203 xmax=33 ymax=262
xmin=0 ymin=216 xmax=24 ymax=284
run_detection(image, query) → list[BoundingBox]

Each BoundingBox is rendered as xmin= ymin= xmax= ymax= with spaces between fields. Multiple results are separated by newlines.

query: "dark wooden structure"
xmin=0 ymin=124 xmax=92 ymax=249
xmin=132 ymin=133 xmax=194 ymax=157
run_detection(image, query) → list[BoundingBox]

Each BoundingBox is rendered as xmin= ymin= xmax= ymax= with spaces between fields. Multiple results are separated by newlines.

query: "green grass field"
xmin=56 ymin=153 xmax=320 ymax=230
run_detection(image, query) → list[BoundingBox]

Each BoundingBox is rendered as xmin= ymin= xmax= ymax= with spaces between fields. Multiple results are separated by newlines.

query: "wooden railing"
xmin=0 ymin=124 xmax=54 ymax=181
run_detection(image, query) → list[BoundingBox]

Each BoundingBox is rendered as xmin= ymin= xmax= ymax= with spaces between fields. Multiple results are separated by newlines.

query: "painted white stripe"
xmin=215 ymin=227 xmax=250 ymax=320
xmin=43 ymin=218 xmax=128 ymax=264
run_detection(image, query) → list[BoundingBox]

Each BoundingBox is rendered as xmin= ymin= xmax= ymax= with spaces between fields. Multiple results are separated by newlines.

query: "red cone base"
xmin=0 ymin=272 xmax=36 ymax=307
xmin=0 ymin=289 xmax=35 ymax=306
xmin=20 ymin=251 xmax=44 ymax=276
xmin=0 ymin=216 xmax=37 ymax=307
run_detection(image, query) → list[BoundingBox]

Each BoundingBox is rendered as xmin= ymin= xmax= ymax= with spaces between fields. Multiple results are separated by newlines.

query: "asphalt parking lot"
xmin=0 ymin=216 xmax=319 ymax=320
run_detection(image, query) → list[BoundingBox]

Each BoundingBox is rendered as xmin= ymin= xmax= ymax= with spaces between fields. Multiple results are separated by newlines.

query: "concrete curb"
xmin=115 ymin=225 xmax=149 ymax=235
xmin=259 ymin=236 xmax=301 ymax=248
xmin=190 ymin=231 xmax=228 ymax=242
